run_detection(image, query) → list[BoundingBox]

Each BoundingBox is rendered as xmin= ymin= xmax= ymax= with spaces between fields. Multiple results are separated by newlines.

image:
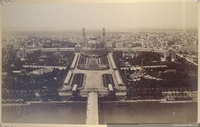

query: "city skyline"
xmin=2 ymin=2 xmax=198 ymax=31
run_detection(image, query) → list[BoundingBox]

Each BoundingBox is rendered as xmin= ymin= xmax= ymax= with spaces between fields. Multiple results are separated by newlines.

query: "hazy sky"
xmin=2 ymin=2 xmax=198 ymax=30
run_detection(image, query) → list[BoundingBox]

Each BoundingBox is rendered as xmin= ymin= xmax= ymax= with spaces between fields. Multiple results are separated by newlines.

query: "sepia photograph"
xmin=1 ymin=0 xmax=198 ymax=125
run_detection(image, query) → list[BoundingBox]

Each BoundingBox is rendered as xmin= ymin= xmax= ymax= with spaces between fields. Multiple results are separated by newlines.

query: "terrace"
xmin=77 ymin=54 xmax=110 ymax=70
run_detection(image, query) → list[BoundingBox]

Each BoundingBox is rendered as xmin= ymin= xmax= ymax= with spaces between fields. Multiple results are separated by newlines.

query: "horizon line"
xmin=2 ymin=26 xmax=198 ymax=32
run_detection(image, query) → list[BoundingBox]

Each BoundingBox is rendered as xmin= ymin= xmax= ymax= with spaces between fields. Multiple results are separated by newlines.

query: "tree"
xmin=13 ymin=58 xmax=23 ymax=70
xmin=184 ymin=50 xmax=188 ymax=55
xmin=166 ymin=56 xmax=172 ymax=62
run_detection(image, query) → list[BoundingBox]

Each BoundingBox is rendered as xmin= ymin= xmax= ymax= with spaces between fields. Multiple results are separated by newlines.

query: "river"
xmin=99 ymin=102 xmax=197 ymax=124
xmin=2 ymin=102 xmax=197 ymax=124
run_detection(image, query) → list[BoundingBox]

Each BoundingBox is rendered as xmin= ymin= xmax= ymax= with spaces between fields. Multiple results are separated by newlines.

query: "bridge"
xmin=86 ymin=92 xmax=99 ymax=124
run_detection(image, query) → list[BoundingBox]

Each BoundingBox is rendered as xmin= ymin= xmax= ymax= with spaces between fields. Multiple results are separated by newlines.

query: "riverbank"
xmin=2 ymin=98 xmax=196 ymax=107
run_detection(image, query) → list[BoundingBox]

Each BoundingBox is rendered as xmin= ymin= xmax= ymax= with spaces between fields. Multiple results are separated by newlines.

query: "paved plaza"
xmin=72 ymin=54 xmax=118 ymax=91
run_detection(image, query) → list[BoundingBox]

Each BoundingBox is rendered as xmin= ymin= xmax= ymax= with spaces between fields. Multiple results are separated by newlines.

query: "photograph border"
xmin=0 ymin=0 xmax=199 ymax=126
